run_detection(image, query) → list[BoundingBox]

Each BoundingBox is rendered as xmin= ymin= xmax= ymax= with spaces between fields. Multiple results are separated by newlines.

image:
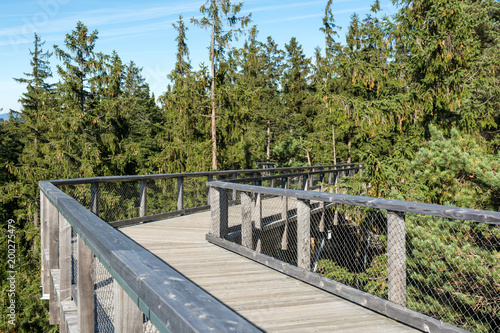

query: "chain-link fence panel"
xmin=97 ymin=182 xmax=141 ymax=222
xmin=71 ymin=227 xmax=78 ymax=288
xmin=94 ymin=257 xmax=115 ymax=333
xmin=143 ymin=314 xmax=160 ymax=333
xmin=146 ymin=178 xmax=177 ymax=215
xmin=405 ymin=214 xmax=500 ymax=333
xmin=59 ymin=184 xmax=92 ymax=210
xmin=183 ymin=176 xmax=209 ymax=209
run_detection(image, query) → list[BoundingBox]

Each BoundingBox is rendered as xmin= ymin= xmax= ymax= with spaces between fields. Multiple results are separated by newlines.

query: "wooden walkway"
xmin=120 ymin=210 xmax=420 ymax=333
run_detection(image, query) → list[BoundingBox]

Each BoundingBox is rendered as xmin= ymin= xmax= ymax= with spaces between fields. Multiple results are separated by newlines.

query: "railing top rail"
xmin=228 ymin=166 xmax=362 ymax=184
xmin=48 ymin=163 xmax=363 ymax=186
xmin=39 ymin=180 xmax=262 ymax=332
xmin=208 ymin=181 xmax=500 ymax=224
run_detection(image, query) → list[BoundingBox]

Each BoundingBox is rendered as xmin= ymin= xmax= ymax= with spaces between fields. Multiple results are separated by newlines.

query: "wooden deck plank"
xmin=121 ymin=210 xmax=420 ymax=333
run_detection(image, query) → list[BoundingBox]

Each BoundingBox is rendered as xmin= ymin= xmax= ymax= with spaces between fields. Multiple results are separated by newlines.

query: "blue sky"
xmin=0 ymin=0 xmax=398 ymax=113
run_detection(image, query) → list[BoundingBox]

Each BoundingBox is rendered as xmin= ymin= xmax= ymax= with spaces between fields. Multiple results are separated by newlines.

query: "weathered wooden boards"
xmin=121 ymin=210 xmax=419 ymax=333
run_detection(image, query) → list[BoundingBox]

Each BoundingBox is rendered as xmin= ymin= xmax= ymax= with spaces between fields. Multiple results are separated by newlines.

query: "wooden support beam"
xmin=139 ymin=180 xmax=147 ymax=217
xmin=59 ymin=213 xmax=72 ymax=302
xmin=388 ymin=211 xmax=406 ymax=307
xmin=281 ymin=177 xmax=289 ymax=251
xmin=297 ymin=199 xmax=311 ymax=270
xmin=77 ymin=236 xmax=95 ymax=333
xmin=207 ymin=175 xmax=213 ymax=205
xmin=319 ymin=173 xmax=325 ymax=192
xmin=40 ymin=192 xmax=50 ymax=295
xmin=177 ymin=177 xmax=184 ymax=212
xmin=232 ymin=173 xmax=237 ymax=201
xmin=90 ymin=182 xmax=99 ymax=216
xmin=253 ymin=192 xmax=262 ymax=253
xmin=241 ymin=192 xmax=252 ymax=249
xmin=209 ymin=187 xmax=228 ymax=238
xmin=48 ymin=199 xmax=60 ymax=325
xmin=114 ymin=282 xmax=143 ymax=333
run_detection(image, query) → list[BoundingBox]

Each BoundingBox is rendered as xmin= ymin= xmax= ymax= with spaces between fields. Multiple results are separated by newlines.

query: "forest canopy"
xmin=1 ymin=0 xmax=499 ymax=331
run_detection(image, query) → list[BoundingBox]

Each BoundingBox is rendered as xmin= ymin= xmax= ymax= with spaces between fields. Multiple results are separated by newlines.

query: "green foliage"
xmin=1 ymin=1 xmax=500 ymax=331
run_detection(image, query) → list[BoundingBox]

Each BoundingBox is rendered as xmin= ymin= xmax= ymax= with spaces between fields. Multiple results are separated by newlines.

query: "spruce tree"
xmin=191 ymin=0 xmax=251 ymax=170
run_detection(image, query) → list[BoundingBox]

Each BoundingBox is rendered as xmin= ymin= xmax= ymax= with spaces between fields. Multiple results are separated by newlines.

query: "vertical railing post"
xmin=40 ymin=192 xmax=50 ymax=298
xmin=270 ymin=170 xmax=275 ymax=188
xmin=48 ymin=199 xmax=60 ymax=325
xmin=281 ymin=177 xmax=289 ymax=251
xmin=232 ymin=173 xmax=237 ymax=201
xmin=319 ymin=173 xmax=325 ymax=192
xmin=90 ymin=182 xmax=99 ymax=216
xmin=303 ymin=174 xmax=309 ymax=191
xmin=297 ymin=199 xmax=311 ymax=270
xmin=177 ymin=177 xmax=184 ymax=212
xmin=207 ymin=175 xmax=213 ymax=205
xmin=114 ymin=283 xmax=143 ymax=333
xmin=388 ymin=211 xmax=407 ymax=307
xmin=140 ymin=180 xmax=147 ymax=217
xmin=241 ymin=192 xmax=252 ymax=249
xmin=253 ymin=191 xmax=262 ymax=253
xmin=59 ymin=213 xmax=72 ymax=302
xmin=77 ymin=236 xmax=95 ymax=333
xmin=209 ymin=186 xmax=228 ymax=238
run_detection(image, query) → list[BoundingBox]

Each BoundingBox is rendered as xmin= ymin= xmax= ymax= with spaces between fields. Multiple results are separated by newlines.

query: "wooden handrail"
xmin=207 ymin=181 xmax=500 ymax=224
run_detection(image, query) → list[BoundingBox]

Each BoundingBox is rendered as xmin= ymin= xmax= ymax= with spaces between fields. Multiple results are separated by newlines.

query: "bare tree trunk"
xmin=210 ymin=14 xmax=217 ymax=170
xmin=306 ymin=151 xmax=311 ymax=166
xmin=347 ymin=132 xmax=352 ymax=164
xmin=266 ymin=121 xmax=271 ymax=161
xmin=332 ymin=123 xmax=336 ymax=165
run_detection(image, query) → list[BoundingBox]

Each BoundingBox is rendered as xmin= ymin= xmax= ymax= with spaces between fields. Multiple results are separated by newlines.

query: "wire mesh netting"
xmin=94 ymin=257 xmax=115 ymax=333
xmin=60 ymin=184 xmax=92 ymax=210
xmin=223 ymin=189 xmax=500 ymax=333
xmin=405 ymin=214 xmax=500 ymax=333
xmin=143 ymin=314 xmax=160 ymax=333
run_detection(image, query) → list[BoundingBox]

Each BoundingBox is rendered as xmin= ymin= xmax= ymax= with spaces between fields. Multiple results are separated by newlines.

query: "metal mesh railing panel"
xmin=146 ymin=178 xmax=177 ymax=215
xmin=405 ymin=214 xmax=500 ymax=333
xmin=98 ymin=182 xmax=141 ymax=222
xmin=94 ymin=256 xmax=115 ymax=333
xmin=60 ymin=184 xmax=91 ymax=210
xmin=143 ymin=314 xmax=160 ymax=333
xmin=316 ymin=204 xmax=389 ymax=298
xmin=71 ymin=227 xmax=78 ymax=286
xmin=183 ymin=177 xmax=209 ymax=209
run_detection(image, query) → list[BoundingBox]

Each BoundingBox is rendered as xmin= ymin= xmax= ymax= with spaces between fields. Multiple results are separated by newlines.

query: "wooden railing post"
xmin=207 ymin=175 xmax=213 ymax=205
xmin=140 ymin=180 xmax=147 ymax=217
xmin=270 ymin=170 xmax=275 ymax=188
xmin=303 ymin=174 xmax=309 ymax=190
xmin=77 ymin=236 xmax=95 ymax=333
xmin=232 ymin=173 xmax=237 ymax=201
xmin=40 ymin=192 xmax=50 ymax=298
xmin=281 ymin=177 xmax=289 ymax=251
xmin=297 ymin=199 xmax=311 ymax=270
xmin=209 ymin=187 xmax=228 ymax=238
xmin=114 ymin=283 xmax=142 ymax=333
xmin=90 ymin=182 xmax=99 ymax=216
xmin=48 ymin=199 xmax=60 ymax=325
xmin=241 ymin=192 xmax=252 ymax=248
xmin=253 ymin=192 xmax=262 ymax=253
xmin=388 ymin=211 xmax=406 ymax=307
xmin=177 ymin=177 xmax=184 ymax=211
xmin=59 ymin=213 xmax=72 ymax=302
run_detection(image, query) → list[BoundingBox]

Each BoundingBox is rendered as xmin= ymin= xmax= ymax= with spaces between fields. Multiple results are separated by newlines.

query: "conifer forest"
xmin=1 ymin=0 xmax=500 ymax=332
